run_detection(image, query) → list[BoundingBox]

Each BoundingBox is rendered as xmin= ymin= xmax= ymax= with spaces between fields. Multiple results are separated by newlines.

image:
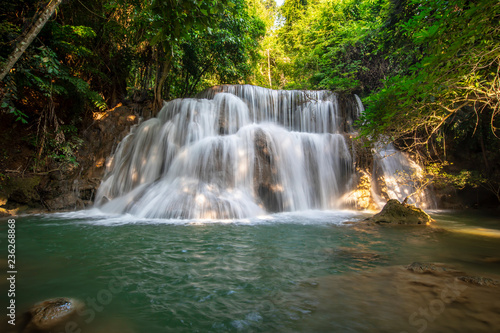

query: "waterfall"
xmin=372 ymin=143 xmax=436 ymax=209
xmin=95 ymin=84 xmax=432 ymax=219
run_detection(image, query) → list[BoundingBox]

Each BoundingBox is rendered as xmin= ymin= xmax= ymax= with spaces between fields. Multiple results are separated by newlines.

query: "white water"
xmin=373 ymin=143 xmax=436 ymax=209
xmin=95 ymin=85 xmax=430 ymax=219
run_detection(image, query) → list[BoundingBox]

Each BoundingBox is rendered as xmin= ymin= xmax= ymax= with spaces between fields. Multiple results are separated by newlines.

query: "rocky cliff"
xmin=0 ymin=102 xmax=152 ymax=216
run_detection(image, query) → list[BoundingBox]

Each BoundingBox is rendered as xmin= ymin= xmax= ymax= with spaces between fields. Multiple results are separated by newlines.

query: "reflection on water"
xmin=1 ymin=210 xmax=499 ymax=332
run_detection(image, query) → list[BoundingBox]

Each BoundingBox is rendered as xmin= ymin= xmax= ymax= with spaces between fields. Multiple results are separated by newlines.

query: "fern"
xmin=64 ymin=76 xmax=107 ymax=111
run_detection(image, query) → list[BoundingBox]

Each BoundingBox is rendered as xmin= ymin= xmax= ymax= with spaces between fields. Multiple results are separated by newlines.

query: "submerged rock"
xmin=365 ymin=199 xmax=434 ymax=225
xmin=406 ymin=262 xmax=438 ymax=274
xmin=332 ymin=247 xmax=387 ymax=267
xmin=294 ymin=263 xmax=500 ymax=332
xmin=22 ymin=297 xmax=84 ymax=332
xmin=405 ymin=262 xmax=449 ymax=274
xmin=458 ymin=276 xmax=499 ymax=287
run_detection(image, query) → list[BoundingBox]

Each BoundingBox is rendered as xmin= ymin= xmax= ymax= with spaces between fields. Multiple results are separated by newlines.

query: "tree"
xmin=148 ymin=0 xmax=232 ymax=109
xmin=0 ymin=0 xmax=63 ymax=81
xmin=253 ymin=0 xmax=393 ymax=91
xmin=173 ymin=0 xmax=265 ymax=96
xmin=361 ymin=0 xmax=500 ymax=143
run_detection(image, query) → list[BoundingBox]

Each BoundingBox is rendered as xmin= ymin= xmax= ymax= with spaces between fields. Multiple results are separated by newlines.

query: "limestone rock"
xmin=45 ymin=192 xmax=83 ymax=211
xmin=406 ymin=263 xmax=498 ymax=286
xmin=406 ymin=262 xmax=440 ymax=274
xmin=366 ymin=199 xmax=434 ymax=225
xmin=0 ymin=177 xmax=40 ymax=205
xmin=253 ymin=128 xmax=282 ymax=212
xmin=341 ymin=170 xmax=378 ymax=210
xmin=23 ymin=297 xmax=85 ymax=332
xmin=458 ymin=276 xmax=499 ymax=287
xmin=0 ymin=209 xmax=9 ymax=217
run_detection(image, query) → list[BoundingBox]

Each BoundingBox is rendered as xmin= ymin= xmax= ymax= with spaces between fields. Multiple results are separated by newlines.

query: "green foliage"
xmin=255 ymin=0 xmax=393 ymax=91
xmin=149 ymin=0 xmax=230 ymax=49
xmin=47 ymin=125 xmax=84 ymax=169
xmin=0 ymin=1 xmax=108 ymax=123
xmin=2 ymin=0 xmax=266 ymax=110
xmin=28 ymin=124 xmax=83 ymax=171
xmin=423 ymin=162 xmax=478 ymax=191
xmin=173 ymin=0 xmax=265 ymax=96
xmin=51 ymin=24 xmax=96 ymax=58
xmin=362 ymin=0 xmax=500 ymax=143
xmin=1 ymin=75 xmax=28 ymax=123
xmin=1 ymin=43 xmax=107 ymax=116
xmin=117 ymin=0 xmax=265 ymax=100
xmin=146 ymin=0 xmax=235 ymax=102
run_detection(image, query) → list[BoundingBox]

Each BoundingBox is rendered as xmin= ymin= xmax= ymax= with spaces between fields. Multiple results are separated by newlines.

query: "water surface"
xmin=1 ymin=209 xmax=500 ymax=332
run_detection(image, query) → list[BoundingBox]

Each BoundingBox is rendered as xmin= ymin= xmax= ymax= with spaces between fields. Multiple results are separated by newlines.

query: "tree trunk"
xmin=0 ymin=0 xmax=64 ymax=82
xmin=267 ymin=49 xmax=272 ymax=89
xmin=153 ymin=53 xmax=173 ymax=112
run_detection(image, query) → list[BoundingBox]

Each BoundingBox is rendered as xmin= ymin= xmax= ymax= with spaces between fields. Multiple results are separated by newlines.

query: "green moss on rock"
xmin=0 ymin=176 xmax=41 ymax=207
xmin=367 ymin=199 xmax=434 ymax=225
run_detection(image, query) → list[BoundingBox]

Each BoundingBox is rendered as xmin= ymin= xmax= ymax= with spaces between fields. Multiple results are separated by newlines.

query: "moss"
xmin=0 ymin=176 xmax=41 ymax=205
xmin=367 ymin=199 xmax=434 ymax=225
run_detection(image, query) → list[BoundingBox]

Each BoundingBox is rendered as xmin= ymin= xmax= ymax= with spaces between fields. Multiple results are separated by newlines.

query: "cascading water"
xmin=372 ymin=143 xmax=436 ymax=209
xmin=95 ymin=84 xmax=433 ymax=219
xmin=95 ymin=85 xmax=358 ymax=219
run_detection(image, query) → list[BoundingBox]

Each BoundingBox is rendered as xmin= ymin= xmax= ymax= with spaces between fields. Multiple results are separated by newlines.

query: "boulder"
xmin=22 ymin=297 xmax=85 ymax=332
xmin=0 ymin=176 xmax=40 ymax=205
xmin=45 ymin=193 xmax=82 ymax=211
xmin=366 ymin=199 xmax=434 ymax=225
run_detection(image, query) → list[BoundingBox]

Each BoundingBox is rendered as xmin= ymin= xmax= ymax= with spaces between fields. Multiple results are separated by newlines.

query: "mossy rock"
xmin=0 ymin=207 xmax=10 ymax=217
xmin=0 ymin=176 xmax=41 ymax=205
xmin=367 ymin=199 xmax=434 ymax=225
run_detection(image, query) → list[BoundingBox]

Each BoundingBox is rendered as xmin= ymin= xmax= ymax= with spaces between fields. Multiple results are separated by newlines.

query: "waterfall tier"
xmin=95 ymin=84 xmax=432 ymax=219
xmin=95 ymin=85 xmax=361 ymax=219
